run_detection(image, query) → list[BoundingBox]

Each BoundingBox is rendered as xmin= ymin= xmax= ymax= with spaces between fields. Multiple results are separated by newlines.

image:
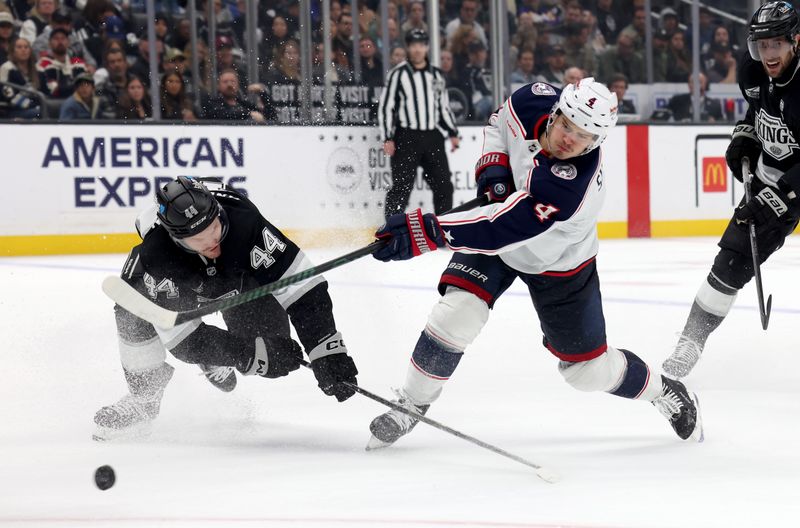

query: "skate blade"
xmin=688 ymin=392 xmax=704 ymax=443
xmin=92 ymin=421 xmax=153 ymax=442
xmin=365 ymin=435 xmax=394 ymax=451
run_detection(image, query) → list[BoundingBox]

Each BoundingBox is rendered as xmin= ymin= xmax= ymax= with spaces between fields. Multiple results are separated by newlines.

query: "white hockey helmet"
xmin=551 ymin=77 xmax=618 ymax=153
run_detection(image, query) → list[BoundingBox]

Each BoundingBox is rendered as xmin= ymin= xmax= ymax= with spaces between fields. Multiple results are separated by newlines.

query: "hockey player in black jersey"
xmin=93 ymin=177 xmax=358 ymax=440
xmin=664 ymin=1 xmax=800 ymax=379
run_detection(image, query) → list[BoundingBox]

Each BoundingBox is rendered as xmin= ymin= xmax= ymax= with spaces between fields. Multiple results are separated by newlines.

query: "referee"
xmin=378 ymin=28 xmax=460 ymax=218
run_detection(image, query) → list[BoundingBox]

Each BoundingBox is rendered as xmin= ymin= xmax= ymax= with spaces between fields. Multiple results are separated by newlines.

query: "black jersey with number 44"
xmin=738 ymin=51 xmax=800 ymax=190
xmin=120 ymin=186 xmax=338 ymax=351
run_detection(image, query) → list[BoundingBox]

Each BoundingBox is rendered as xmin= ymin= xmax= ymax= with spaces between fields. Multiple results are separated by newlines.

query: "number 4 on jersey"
xmin=250 ymin=227 xmax=287 ymax=269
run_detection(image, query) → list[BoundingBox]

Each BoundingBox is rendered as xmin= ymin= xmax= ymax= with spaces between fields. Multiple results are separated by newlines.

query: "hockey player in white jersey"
xmin=367 ymin=78 xmax=704 ymax=448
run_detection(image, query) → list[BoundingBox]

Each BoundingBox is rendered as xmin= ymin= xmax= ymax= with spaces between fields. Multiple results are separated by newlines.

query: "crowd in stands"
xmin=0 ymin=0 xmax=747 ymax=122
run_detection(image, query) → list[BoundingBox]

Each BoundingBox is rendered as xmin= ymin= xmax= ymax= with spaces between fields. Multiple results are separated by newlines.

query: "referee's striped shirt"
xmin=378 ymin=61 xmax=458 ymax=142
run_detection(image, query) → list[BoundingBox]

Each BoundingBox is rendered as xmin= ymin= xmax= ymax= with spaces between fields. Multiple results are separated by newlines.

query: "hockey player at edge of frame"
xmin=366 ymin=77 xmax=704 ymax=449
xmin=663 ymin=1 xmax=800 ymax=379
xmin=93 ymin=177 xmax=358 ymax=441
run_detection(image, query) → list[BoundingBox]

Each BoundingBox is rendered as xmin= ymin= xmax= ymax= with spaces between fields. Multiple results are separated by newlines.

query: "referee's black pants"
xmin=386 ymin=128 xmax=454 ymax=218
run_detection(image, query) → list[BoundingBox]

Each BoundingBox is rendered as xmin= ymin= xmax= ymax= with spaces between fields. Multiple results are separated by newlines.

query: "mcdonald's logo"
xmin=702 ymin=157 xmax=727 ymax=193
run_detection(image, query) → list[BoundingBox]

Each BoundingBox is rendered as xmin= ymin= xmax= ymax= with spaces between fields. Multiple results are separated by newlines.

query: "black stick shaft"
xmin=742 ymin=158 xmax=772 ymax=330
xmin=172 ymin=195 xmax=490 ymax=325
xmin=298 ymin=361 xmax=545 ymax=472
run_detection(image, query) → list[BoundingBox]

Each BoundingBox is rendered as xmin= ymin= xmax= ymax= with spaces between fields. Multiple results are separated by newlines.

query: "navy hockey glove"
xmin=726 ymin=124 xmax=761 ymax=183
xmin=373 ymin=208 xmax=445 ymax=262
xmin=475 ymin=152 xmax=514 ymax=202
xmin=239 ymin=336 xmax=303 ymax=378
xmin=734 ymin=185 xmax=798 ymax=228
xmin=308 ymin=333 xmax=358 ymax=402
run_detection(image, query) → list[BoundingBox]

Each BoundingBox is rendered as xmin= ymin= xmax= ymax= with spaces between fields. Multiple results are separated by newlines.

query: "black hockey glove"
xmin=734 ymin=185 xmax=799 ymax=228
xmin=308 ymin=333 xmax=358 ymax=402
xmin=373 ymin=208 xmax=445 ymax=262
xmin=726 ymin=124 xmax=761 ymax=183
xmin=475 ymin=152 xmax=515 ymax=202
xmin=239 ymin=336 xmax=303 ymax=378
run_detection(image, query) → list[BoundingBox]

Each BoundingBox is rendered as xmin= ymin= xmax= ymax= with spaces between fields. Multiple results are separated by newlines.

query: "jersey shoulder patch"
xmin=509 ymin=83 xmax=560 ymax=140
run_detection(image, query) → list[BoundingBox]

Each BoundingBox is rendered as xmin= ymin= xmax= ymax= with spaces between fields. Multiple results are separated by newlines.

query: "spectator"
xmin=203 ymin=68 xmax=264 ymax=122
xmin=333 ymin=13 xmax=354 ymax=63
xmin=385 ymin=17 xmax=403 ymax=52
xmin=160 ymin=70 xmax=196 ymax=120
xmin=0 ymin=12 xmax=15 ymax=66
xmin=666 ymin=30 xmax=691 ymax=82
xmin=448 ymin=24 xmax=477 ymax=74
xmin=311 ymin=41 xmax=336 ymax=83
xmin=94 ymin=47 xmax=131 ymax=112
xmin=596 ymin=33 xmax=644 ymax=84
xmin=563 ymin=66 xmax=584 ymax=87
xmin=563 ymin=23 xmax=597 ymax=76
xmin=20 ymin=0 xmax=56 ymax=44
xmin=154 ymin=12 xmax=170 ymax=41
xmin=440 ymin=49 xmax=460 ymax=86
xmin=563 ymin=1 xmax=583 ymax=25
xmin=651 ymin=28 xmax=670 ymax=82
xmin=510 ymin=48 xmax=542 ymax=84
xmin=710 ymin=25 xmax=738 ymax=54
xmin=167 ymin=18 xmax=191 ymax=51
xmin=538 ymin=44 xmax=566 ymax=85
xmin=73 ymin=0 xmax=114 ymax=68
xmin=511 ymin=11 xmax=537 ymax=56
xmin=359 ymin=36 xmax=383 ymax=87
xmin=0 ymin=35 xmax=46 ymax=119
xmin=37 ymin=27 xmax=87 ymax=97
xmin=607 ymin=73 xmax=636 ymax=114
xmin=463 ymin=40 xmax=492 ymax=120
xmin=329 ymin=0 xmax=342 ymax=26
xmin=690 ymin=6 xmax=716 ymax=54
xmin=666 ymin=72 xmax=722 ymax=122
xmin=261 ymin=15 xmax=290 ymax=68
xmin=263 ymin=39 xmax=301 ymax=85
xmin=659 ymin=7 xmax=680 ymax=35
xmin=332 ymin=39 xmax=353 ymax=83
xmin=445 ymin=0 xmax=488 ymax=47
xmin=582 ymin=9 xmax=607 ymax=55
xmin=401 ymin=0 xmax=428 ymax=42
xmin=389 ymin=45 xmax=406 ymax=67
xmin=620 ymin=7 xmax=646 ymax=53
xmin=704 ymin=42 xmax=737 ymax=84
xmin=595 ymin=0 xmax=623 ymax=43
xmin=33 ymin=9 xmax=95 ymax=69
xmin=162 ymin=46 xmax=187 ymax=77
xmin=59 ymin=72 xmax=103 ymax=119
xmin=129 ymin=36 xmax=164 ymax=86
xmin=116 ymin=75 xmax=151 ymax=120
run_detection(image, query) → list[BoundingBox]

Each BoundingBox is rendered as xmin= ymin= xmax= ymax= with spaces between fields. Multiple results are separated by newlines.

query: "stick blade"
xmin=535 ymin=466 xmax=561 ymax=484
xmin=762 ymin=294 xmax=773 ymax=331
xmin=101 ymin=275 xmax=179 ymax=329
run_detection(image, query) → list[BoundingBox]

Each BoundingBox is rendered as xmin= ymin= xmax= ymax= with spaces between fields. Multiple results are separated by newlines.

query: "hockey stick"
xmin=102 ymin=194 xmax=490 ymax=329
xmin=741 ymin=158 xmax=772 ymax=330
xmin=297 ymin=360 xmax=559 ymax=483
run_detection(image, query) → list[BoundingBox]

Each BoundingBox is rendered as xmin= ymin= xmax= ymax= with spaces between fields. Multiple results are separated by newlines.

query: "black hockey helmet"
xmin=405 ymin=28 xmax=429 ymax=46
xmin=156 ymin=176 xmax=227 ymax=240
xmin=747 ymin=1 xmax=800 ymax=58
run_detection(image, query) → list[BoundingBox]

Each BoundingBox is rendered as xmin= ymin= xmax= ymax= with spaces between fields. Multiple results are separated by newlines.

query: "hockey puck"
xmin=94 ymin=465 xmax=116 ymax=490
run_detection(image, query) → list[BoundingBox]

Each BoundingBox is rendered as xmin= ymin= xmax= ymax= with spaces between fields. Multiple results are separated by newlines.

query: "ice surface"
xmin=1 ymin=237 xmax=799 ymax=528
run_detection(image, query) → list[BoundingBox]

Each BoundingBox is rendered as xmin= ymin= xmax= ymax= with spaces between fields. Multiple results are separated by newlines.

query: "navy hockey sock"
xmin=609 ymin=349 xmax=659 ymax=400
xmin=403 ymin=331 xmax=464 ymax=404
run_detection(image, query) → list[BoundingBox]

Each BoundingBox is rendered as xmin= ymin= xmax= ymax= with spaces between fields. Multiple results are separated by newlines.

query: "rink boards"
xmin=0 ymin=123 xmax=741 ymax=256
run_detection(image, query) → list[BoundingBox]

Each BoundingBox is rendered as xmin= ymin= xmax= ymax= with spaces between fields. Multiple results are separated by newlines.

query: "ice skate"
xmin=93 ymin=363 xmax=173 ymax=441
xmin=662 ymin=334 xmax=703 ymax=379
xmin=652 ymin=375 xmax=704 ymax=442
xmin=366 ymin=389 xmax=430 ymax=450
xmin=93 ymin=393 xmax=163 ymax=441
xmin=199 ymin=364 xmax=237 ymax=392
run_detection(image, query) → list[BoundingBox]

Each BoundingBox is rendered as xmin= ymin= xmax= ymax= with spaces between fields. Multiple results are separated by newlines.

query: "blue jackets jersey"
xmin=438 ymin=82 xmax=605 ymax=274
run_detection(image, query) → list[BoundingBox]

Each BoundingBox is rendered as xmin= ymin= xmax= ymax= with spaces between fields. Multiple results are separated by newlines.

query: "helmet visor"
xmin=747 ymin=35 xmax=795 ymax=60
